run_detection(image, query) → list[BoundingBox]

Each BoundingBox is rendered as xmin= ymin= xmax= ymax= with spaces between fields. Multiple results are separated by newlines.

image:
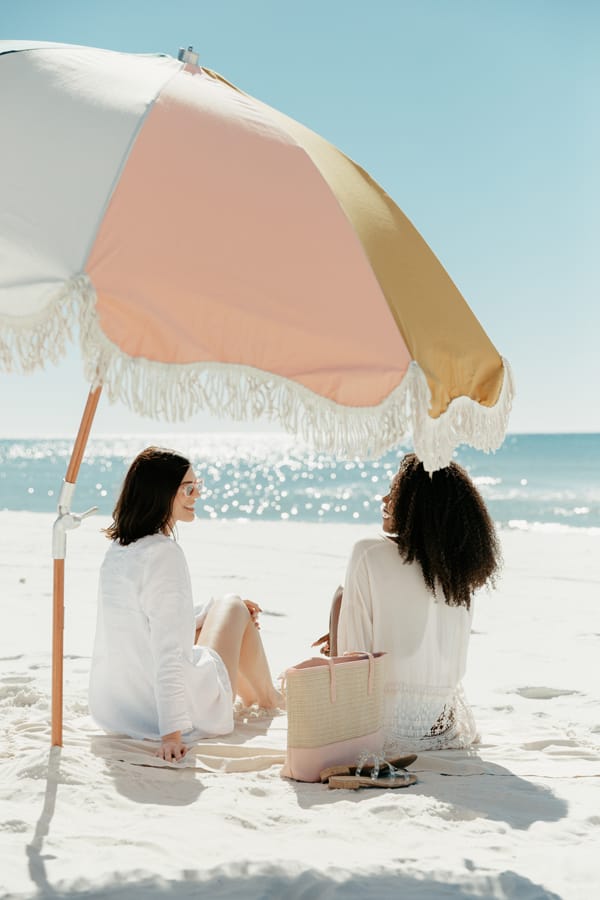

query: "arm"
xmin=312 ymin=585 xmax=343 ymax=656
xmin=337 ymin=542 xmax=375 ymax=654
xmin=141 ymin=541 xmax=194 ymax=749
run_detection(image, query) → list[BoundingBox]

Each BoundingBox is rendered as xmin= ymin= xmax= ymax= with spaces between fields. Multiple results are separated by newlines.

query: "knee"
xmin=218 ymin=594 xmax=250 ymax=622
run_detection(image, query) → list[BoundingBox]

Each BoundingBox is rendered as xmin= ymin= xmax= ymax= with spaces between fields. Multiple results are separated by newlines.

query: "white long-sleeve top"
xmin=337 ymin=535 xmax=478 ymax=751
xmin=89 ymin=533 xmax=233 ymax=741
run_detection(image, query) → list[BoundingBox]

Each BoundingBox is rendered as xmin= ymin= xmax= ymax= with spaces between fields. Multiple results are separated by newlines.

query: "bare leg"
xmin=236 ymin=672 xmax=256 ymax=707
xmin=197 ymin=595 xmax=281 ymax=708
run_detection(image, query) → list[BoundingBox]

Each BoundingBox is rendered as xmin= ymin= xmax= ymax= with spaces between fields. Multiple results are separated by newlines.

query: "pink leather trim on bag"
xmin=282 ymin=728 xmax=385 ymax=783
xmin=328 ymin=651 xmax=376 ymax=702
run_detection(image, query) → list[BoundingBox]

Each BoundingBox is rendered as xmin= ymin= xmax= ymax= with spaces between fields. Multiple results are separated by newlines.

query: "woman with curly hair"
xmin=89 ymin=446 xmax=282 ymax=762
xmin=317 ymin=453 xmax=501 ymax=752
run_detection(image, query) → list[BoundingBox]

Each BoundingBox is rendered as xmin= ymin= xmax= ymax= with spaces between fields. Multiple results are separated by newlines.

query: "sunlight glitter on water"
xmin=1 ymin=433 xmax=599 ymax=529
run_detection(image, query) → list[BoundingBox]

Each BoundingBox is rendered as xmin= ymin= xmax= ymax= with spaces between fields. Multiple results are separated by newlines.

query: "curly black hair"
xmin=386 ymin=453 xmax=501 ymax=609
xmin=104 ymin=446 xmax=191 ymax=545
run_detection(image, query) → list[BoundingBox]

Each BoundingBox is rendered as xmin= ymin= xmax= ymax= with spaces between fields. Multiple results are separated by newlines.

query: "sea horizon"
xmin=1 ymin=433 xmax=599 ymax=532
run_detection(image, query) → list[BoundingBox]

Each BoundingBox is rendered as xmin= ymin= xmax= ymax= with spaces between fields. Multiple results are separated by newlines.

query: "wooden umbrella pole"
xmin=65 ymin=386 xmax=103 ymax=485
xmin=51 ymin=558 xmax=65 ymax=746
xmin=51 ymin=385 xmax=102 ymax=747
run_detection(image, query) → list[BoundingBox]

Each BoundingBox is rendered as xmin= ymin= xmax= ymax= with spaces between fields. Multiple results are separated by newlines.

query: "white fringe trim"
xmin=1 ymin=275 xmax=515 ymax=469
xmin=0 ymin=278 xmax=82 ymax=372
xmin=410 ymin=356 xmax=516 ymax=472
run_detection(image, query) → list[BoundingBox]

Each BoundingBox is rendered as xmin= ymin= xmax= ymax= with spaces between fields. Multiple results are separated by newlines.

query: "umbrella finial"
xmin=177 ymin=45 xmax=199 ymax=66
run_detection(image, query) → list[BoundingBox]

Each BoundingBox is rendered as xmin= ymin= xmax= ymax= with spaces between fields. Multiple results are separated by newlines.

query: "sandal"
xmin=328 ymin=770 xmax=417 ymax=790
xmin=320 ymin=752 xmax=417 ymax=784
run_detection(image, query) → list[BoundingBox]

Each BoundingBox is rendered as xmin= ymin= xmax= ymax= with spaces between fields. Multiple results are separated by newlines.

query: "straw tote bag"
xmin=281 ymin=651 xmax=387 ymax=783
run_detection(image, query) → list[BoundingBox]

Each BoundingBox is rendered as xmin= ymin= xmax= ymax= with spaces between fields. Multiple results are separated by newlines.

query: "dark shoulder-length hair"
xmin=104 ymin=446 xmax=191 ymax=545
xmin=387 ymin=453 xmax=501 ymax=610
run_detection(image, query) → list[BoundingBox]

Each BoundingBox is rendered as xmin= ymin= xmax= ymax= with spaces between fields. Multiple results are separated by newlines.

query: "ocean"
xmin=0 ymin=433 xmax=598 ymax=532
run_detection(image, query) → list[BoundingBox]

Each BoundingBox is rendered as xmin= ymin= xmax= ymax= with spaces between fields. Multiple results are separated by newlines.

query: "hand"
xmin=157 ymin=731 xmax=187 ymax=761
xmin=312 ymin=632 xmax=331 ymax=656
xmin=243 ymin=599 xmax=262 ymax=629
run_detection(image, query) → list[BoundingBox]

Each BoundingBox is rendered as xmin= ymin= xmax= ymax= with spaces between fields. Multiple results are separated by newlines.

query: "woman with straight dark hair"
xmin=89 ymin=446 xmax=282 ymax=761
xmin=315 ymin=453 xmax=501 ymax=752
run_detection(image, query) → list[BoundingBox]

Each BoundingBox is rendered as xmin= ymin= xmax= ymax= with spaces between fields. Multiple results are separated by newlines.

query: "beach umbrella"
xmin=0 ymin=41 xmax=514 ymax=745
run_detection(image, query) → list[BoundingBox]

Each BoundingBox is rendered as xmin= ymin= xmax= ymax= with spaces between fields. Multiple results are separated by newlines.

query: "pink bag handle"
xmin=326 ymin=651 xmax=375 ymax=702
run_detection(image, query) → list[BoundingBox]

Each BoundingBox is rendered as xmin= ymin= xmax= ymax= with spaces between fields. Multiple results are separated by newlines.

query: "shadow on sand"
xmin=25 ymin=749 xmax=564 ymax=899
xmin=289 ymin=754 xmax=568 ymax=831
xmin=22 ymin=861 xmax=563 ymax=900
xmin=88 ymin=735 xmax=206 ymax=806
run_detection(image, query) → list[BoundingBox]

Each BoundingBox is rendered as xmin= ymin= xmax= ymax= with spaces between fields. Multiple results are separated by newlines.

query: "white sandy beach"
xmin=1 ymin=511 xmax=599 ymax=899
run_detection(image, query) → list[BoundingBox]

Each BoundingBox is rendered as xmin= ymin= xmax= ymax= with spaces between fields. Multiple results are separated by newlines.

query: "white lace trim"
xmin=0 ymin=275 xmax=515 ymax=470
xmin=382 ymin=682 xmax=478 ymax=753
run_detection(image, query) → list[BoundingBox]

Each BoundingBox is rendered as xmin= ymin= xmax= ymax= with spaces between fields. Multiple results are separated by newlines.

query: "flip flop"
xmin=319 ymin=753 xmax=417 ymax=783
xmin=328 ymin=770 xmax=418 ymax=790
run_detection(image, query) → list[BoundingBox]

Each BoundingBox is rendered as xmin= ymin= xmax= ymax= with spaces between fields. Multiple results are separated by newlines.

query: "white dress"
xmin=89 ymin=533 xmax=233 ymax=741
xmin=337 ymin=535 xmax=478 ymax=751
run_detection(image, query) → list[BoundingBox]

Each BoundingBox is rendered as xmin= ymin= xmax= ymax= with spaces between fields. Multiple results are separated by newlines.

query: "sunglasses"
xmin=179 ymin=478 xmax=204 ymax=497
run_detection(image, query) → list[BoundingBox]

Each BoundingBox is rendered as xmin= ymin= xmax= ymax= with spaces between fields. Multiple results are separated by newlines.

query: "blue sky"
xmin=1 ymin=0 xmax=598 ymax=436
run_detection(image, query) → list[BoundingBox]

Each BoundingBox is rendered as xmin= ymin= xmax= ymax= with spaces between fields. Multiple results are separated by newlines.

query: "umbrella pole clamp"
xmin=52 ymin=481 xmax=98 ymax=560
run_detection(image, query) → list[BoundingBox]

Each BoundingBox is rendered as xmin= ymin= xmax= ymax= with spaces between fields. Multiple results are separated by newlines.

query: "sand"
xmin=1 ymin=511 xmax=599 ymax=899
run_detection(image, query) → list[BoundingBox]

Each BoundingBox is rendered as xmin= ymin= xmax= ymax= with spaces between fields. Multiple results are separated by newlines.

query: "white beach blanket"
xmin=90 ymin=713 xmax=289 ymax=773
xmin=84 ymin=711 xmax=600 ymax=778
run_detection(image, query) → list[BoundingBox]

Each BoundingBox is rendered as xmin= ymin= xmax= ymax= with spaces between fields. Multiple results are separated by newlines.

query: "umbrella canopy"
xmin=0 ymin=40 xmax=513 ymax=471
